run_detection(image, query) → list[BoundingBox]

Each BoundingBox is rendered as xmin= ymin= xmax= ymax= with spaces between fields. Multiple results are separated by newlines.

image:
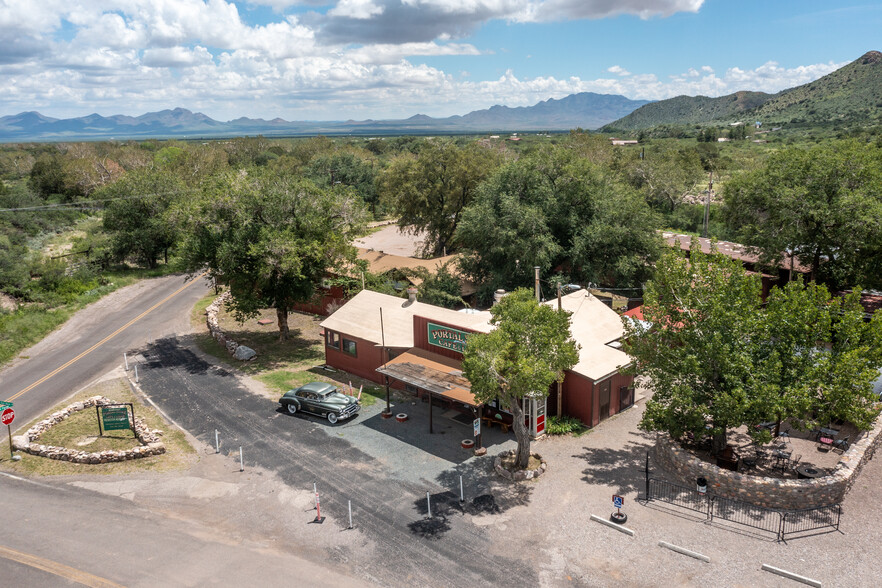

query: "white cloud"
xmin=607 ymin=65 xmax=630 ymax=76
xmin=329 ymin=0 xmax=385 ymax=19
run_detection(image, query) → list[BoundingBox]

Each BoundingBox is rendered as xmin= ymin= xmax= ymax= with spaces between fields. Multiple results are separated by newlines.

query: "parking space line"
xmin=761 ymin=564 xmax=821 ymax=587
xmin=658 ymin=541 xmax=710 ymax=563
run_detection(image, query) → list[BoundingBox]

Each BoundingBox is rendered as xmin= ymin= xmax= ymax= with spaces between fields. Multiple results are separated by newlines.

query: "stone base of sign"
xmin=474 ymin=447 xmax=487 ymax=456
xmin=651 ymin=413 xmax=882 ymax=510
xmin=12 ymin=396 xmax=165 ymax=464
xmin=494 ymin=450 xmax=547 ymax=481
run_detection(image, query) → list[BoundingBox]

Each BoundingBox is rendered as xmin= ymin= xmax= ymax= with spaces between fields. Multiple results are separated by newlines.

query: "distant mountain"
xmin=602 ymin=91 xmax=771 ymax=131
xmin=603 ymin=50 xmax=882 ymax=132
xmin=0 ymin=92 xmax=650 ymax=142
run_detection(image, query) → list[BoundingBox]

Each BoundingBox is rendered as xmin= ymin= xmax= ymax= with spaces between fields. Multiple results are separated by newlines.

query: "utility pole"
xmin=703 ymin=171 xmax=713 ymax=238
xmin=534 ymin=267 xmax=541 ymax=303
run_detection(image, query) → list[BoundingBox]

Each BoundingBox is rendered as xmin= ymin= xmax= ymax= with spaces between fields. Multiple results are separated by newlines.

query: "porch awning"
xmin=376 ymin=347 xmax=480 ymax=406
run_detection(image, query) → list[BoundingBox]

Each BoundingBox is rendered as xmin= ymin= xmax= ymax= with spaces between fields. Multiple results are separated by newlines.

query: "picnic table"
xmin=818 ymin=427 xmax=840 ymax=439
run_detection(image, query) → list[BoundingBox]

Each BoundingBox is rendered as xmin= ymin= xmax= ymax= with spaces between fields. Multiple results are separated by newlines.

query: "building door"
xmin=599 ymin=380 xmax=611 ymax=421
xmin=620 ymin=385 xmax=634 ymax=410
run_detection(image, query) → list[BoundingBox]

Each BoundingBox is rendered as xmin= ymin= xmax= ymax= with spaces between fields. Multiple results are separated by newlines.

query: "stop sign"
xmin=1 ymin=408 xmax=14 ymax=426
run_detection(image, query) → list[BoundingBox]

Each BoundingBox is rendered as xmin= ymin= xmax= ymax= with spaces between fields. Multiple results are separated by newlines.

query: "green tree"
xmin=305 ymin=152 xmax=379 ymax=214
xmin=180 ymin=170 xmax=368 ymax=340
xmin=378 ymin=140 xmax=500 ymax=256
xmin=723 ymin=140 xmax=882 ymax=289
xmin=462 ymin=289 xmax=579 ymax=469
xmin=626 ymin=244 xmax=882 ymax=453
xmin=100 ymin=169 xmax=187 ymax=268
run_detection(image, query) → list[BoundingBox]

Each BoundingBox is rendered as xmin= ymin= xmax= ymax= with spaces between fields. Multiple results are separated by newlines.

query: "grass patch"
xmin=0 ymin=378 xmax=195 ymax=476
xmin=546 ymin=415 xmax=589 ymax=436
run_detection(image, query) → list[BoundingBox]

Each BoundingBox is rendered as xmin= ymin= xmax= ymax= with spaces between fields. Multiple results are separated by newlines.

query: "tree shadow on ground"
xmin=408 ymin=455 xmax=534 ymax=539
xmin=137 ymin=336 xmax=236 ymax=377
xmin=575 ymin=434 xmax=655 ymax=497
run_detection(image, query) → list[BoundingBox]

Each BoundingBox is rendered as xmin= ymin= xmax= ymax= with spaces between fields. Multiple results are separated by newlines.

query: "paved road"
xmin=0 ymin=274 xmax=211 ymax=428
xmin=0 ymin=472 xmax=367 ymax=587
xmin=138 ymin=337 xmax=534 ymax=587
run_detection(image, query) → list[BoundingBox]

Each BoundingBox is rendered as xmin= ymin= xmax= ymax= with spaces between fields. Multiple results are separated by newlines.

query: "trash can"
xmin=696 ymin=477 xmax=707 ymax=494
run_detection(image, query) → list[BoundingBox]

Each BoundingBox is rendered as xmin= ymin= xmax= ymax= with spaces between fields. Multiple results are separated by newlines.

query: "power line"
xmin=0 ymin=188 xmax=197 ymax=213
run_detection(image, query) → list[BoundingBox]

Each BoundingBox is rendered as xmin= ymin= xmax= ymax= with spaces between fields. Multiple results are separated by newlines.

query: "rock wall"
xmin=205 ymin=291 xmax=256 ymax=361
xmin=12 ymin=396 xmax=166 ymax=464
xmin=652 ymin=415 xmax=882 ymax=510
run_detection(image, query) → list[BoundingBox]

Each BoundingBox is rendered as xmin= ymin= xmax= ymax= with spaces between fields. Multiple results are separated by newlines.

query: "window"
xmin=342 ymin=337 xmax=357 ymax=356
xmin=327 ymin=331 xmax=340 ymax=350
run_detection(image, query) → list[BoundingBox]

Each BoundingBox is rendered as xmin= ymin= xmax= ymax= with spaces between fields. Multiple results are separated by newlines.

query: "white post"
xmin=426 ymin=491 xmax=431 ymax=518
xmin=124 ymin=352 xmax=128 ymax=371
xmin=215 ymin=429 xmax=219 ymax=453
xmin=134 ymin=365 xmax=139 ymax=383
xmin=460 ymin=476 xmax=464 ymax=503
xmin=239 ymin=446 xmax=243 ymax=471
xmin=348 ymin=500 xmax=353 ymax=529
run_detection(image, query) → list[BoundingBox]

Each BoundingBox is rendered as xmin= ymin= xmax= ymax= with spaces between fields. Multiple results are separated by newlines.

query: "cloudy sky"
xmin=1 ymin=0 xmax=879 ymax=121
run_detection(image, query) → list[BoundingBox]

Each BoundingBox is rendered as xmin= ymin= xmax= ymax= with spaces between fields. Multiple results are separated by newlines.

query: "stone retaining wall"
xmin=652 ymin=415 xmax=882 ymax=510
xmin=205 ymin=291 xmax=257 ymax=361
xmin=12 ymin=396 xmax=165 ymax=464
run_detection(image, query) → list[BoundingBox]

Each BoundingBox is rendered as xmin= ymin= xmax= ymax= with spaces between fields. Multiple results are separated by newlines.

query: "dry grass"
xmin=0 ymin=378 xmax=195 ymax=476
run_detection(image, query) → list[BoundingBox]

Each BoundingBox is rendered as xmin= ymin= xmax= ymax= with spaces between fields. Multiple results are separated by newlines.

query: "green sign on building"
xmin=427 ymin=322 xmax=469 ymax=353
xmin=101 ymin=406 xmax=131 ymax=431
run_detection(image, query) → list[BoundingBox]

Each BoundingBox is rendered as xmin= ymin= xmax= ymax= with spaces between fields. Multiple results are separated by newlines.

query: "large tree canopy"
xmin=626 ymin=244 xmax=882 ymax=453
xmin=723 ymin=139 xmax=882 ymax=290
xmin=456 ymin=146 xmax=660 ymax=300
xmin=378 ymin=139 xmax=501 ymax=256
xmin=462 ymin=289 xmax=579 ymax=469
xmin=180 ymin=169 xmax=368 ymax=340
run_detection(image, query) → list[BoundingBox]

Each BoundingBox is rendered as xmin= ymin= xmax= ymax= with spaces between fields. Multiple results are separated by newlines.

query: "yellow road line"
xmin=6 ymin=273 xmax=206 ymax=403
xmin=0 ymin=544 xmax=126 ymax=588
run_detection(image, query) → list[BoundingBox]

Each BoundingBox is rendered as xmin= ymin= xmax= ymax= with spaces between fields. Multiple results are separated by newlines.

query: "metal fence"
xmin=643 ymin=453 xmax=841 ymax=542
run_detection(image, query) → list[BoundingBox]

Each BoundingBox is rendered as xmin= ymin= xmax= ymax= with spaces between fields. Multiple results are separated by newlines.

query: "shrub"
xmin=546 ymin=415 xmax=587 ymax=436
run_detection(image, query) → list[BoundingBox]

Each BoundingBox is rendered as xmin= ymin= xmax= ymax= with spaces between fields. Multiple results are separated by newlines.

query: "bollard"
xmin=124 ymin=352 xmax=128 ymax=371
xmin=460 ymin=476 xmax=464 ymax=503
xmin=426 ymin=491 xmax=432 ymax=518
xmin=314 ymin=482 xmax=318 ymax=510
xmin=313 ymin=490 xmax=324 ymax=524
xmin=348 ymin=500 xmax=353 ymax=529
xmin=215 ymin=429 xmax=219 ymax=453
xmin=134 ymin=364 xmax=139 ymax=383
xmin=239 ymin=446 xmax=243 ymax=471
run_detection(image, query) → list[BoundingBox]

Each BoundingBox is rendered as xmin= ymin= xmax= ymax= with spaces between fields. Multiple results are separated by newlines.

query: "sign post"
xmin=611 ymin=494 xmax=626 ymax=524
xmin=2 ymin=407 xmax=15 ymax=459
xmin=473 ymin=417 xmax=482 ymax=450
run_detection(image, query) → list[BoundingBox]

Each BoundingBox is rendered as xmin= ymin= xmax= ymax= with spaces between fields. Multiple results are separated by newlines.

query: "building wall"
xmin=323 ymin=331 xmax=385 ymax=385
xmin=561 ymin=370 xmax=634 ymax=427
xmin=412 ymin=316 xmax=473 ymax=360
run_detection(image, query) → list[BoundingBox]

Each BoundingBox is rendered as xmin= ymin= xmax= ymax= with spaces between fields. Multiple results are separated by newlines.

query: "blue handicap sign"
xmin=612 ymin=495 xmax=624 ymax=509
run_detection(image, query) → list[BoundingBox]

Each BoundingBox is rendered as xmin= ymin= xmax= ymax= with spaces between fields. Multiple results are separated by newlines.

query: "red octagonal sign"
xmin=1 ymin=408 xmax=14 ymax=426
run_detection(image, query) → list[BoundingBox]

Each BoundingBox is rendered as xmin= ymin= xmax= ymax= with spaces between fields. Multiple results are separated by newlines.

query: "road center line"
xmin=0 ymin=544 xmax=126 ymax=588
xmin=5 ymin=273 xmax=206 ymax=403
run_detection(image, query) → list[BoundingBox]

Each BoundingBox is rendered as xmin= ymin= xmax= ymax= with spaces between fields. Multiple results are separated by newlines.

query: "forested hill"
xmin=602 ymin=50 xmax=882 ymax=132
xmin=601 ymin=91 xmax=772 ymax=131
xmin=750 ymin=50 xmax=882 ymax=126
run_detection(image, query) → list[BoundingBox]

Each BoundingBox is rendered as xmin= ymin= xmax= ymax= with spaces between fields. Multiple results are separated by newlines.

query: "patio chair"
xmin=789 ymin=454 xmax=802 ymax=472
xmin=832 ymin=437 xmax=850 ymax=452
xmin=776 ymin=429 xmax=791 ymax=443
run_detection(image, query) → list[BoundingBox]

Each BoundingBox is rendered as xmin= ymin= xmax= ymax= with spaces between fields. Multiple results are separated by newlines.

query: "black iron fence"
xmin=643 ymin=454 xmax=841 ymax=541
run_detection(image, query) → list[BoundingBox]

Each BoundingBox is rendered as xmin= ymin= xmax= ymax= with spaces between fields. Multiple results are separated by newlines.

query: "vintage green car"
xmin=279 ymin=382 xmax=361 ymax=424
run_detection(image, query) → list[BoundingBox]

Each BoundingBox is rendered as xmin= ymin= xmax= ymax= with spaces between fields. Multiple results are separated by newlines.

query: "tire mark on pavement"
xmin=139 ymin=338 xmax=534 ymax=587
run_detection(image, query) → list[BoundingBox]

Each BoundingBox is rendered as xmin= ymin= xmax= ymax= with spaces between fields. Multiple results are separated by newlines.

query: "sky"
xmin=1 ymin=0 xmax=880 ymax=121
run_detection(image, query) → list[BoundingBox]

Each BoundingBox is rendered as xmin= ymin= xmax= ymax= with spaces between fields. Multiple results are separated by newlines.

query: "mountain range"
xmin=603 ymin=50 xmax=882 ymax=132
xmin=0 ymin=93 xmax=651 ymax=142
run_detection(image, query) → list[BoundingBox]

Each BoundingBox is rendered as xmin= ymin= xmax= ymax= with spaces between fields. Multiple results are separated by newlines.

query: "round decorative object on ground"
xmin=395 ymin=413 xmax=408 ymax=422
xmin=461 ymin=439 xmax=475 ymax=449
xmin=381 ymin=411 xmax=393 ymax=419
xmin=610 ymin=512 xmax=628 ymax=524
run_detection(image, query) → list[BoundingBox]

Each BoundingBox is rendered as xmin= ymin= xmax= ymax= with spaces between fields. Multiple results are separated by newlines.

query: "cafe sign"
xmin=427 ymin=322 xmax=469 ymax=353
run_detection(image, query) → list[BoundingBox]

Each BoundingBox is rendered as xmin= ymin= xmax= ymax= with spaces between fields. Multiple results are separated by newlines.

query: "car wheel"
xmin=286 ymin=403 xmax=298 ymax=415
xmin=327 ymin=412 xmax=339 ymax=424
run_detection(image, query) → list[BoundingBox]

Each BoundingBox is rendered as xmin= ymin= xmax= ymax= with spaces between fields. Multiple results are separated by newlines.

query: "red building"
xmin=319 ymin=289 xmax=635 ymax=434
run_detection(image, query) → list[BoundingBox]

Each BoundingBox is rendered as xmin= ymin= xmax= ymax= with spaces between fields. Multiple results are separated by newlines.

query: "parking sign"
xmin=612 ymin=495 xmax=624 ymax=509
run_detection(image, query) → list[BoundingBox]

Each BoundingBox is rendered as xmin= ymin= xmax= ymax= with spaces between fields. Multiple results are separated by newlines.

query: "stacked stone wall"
xmin=12 ymin=396 xmax=165 ymax=464
xmin=205 ymin=291 xmax=257 ymax=361
xmin=652 ymin=415 xmax=882 ymax=510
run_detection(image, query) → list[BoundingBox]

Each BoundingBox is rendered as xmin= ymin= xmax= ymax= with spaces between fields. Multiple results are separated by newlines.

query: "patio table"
xmin=819 ymin=427 xmax=840 ymax=438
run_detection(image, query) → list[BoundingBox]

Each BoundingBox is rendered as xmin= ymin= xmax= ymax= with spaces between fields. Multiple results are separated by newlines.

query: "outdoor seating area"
xmin=680 ymin=420 xmax=860 ymax=480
